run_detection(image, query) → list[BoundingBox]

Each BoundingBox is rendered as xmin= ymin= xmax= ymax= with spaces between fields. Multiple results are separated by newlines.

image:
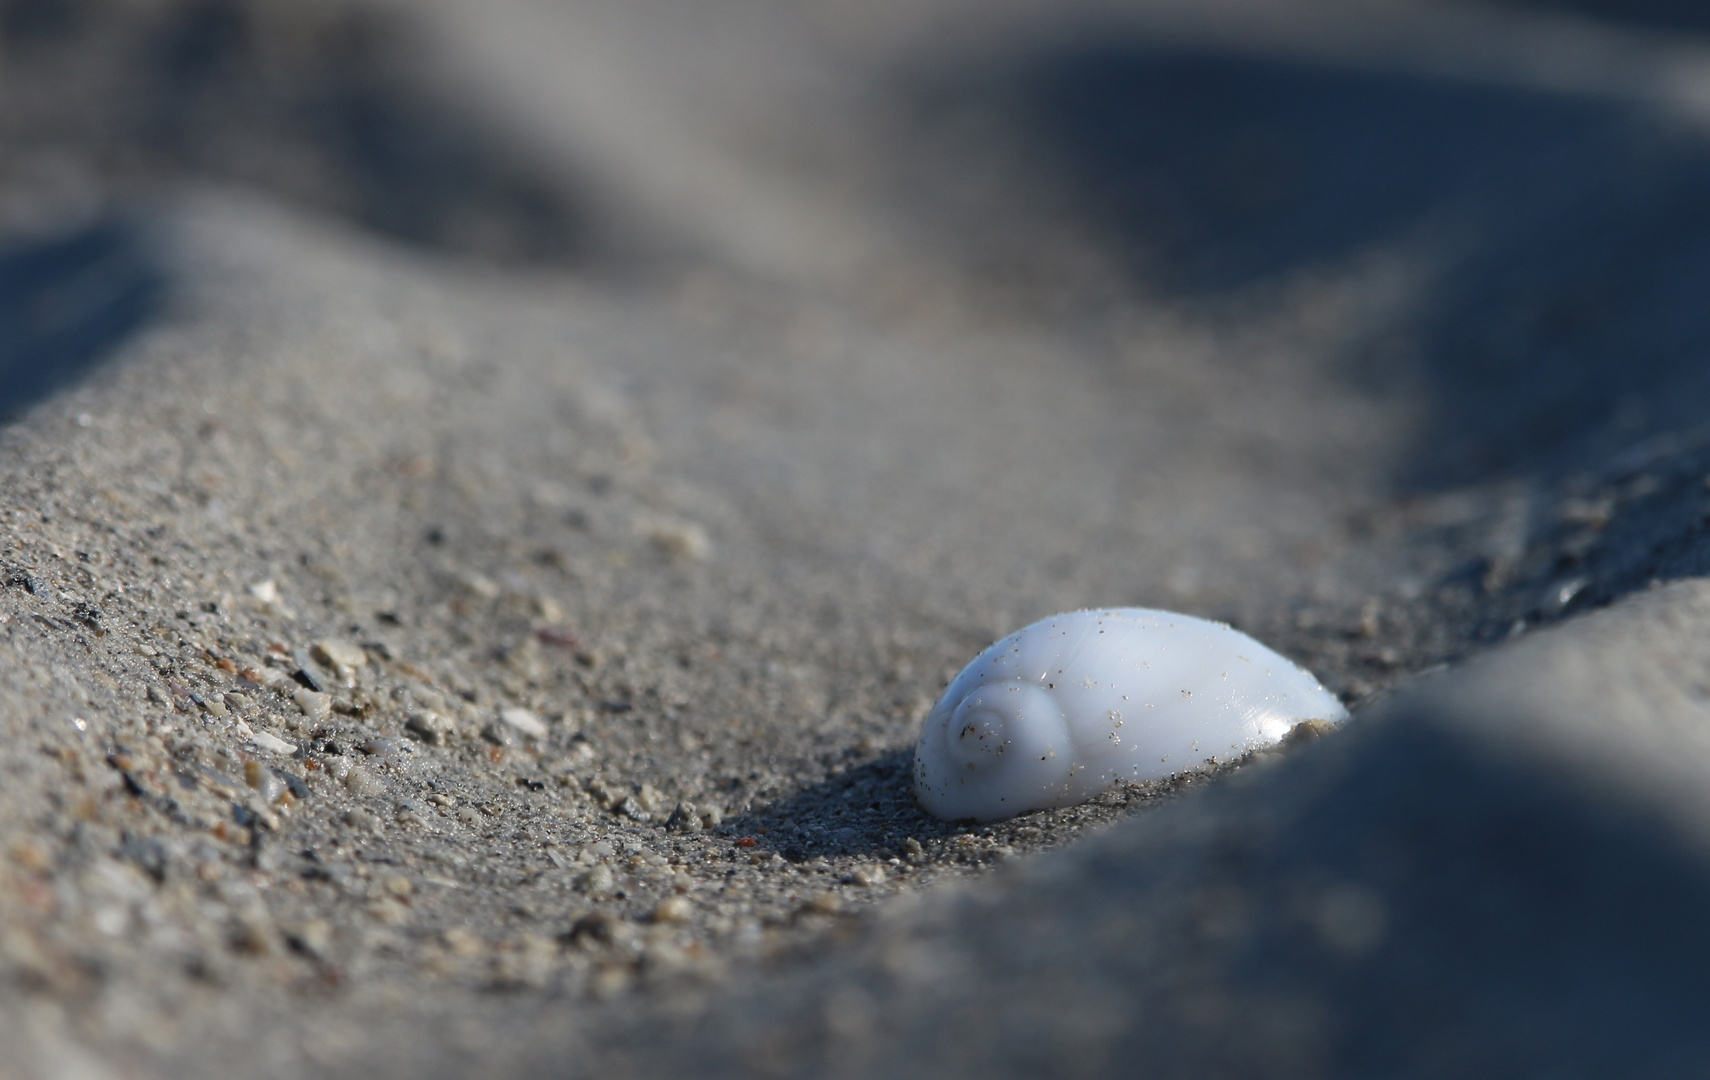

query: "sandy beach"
xmin=3 ymin=1 xmax=1710 ymax=1075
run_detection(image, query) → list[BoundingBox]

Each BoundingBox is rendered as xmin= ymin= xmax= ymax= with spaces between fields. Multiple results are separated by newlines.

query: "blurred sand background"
xmin=3 ymin=0 xmax=1710 ymax=1075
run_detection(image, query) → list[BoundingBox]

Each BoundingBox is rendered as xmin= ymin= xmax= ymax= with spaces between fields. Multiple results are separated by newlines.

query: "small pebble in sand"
xmin=497 ymin=707 xmax=546 ymax=739
xmin=344 ymin=807 xmax=382 ymax=832
xmin=293 ymin=689 xmax=331 ymax=721
xmin=367 ymin=897 xmax=410 ymax=926
xmin=801 ymin=892 xmax=842 ymax=916
xmin=850 ymin=864 xmax=886 ymax=887
xmin=344 ymin=768 xmax=384 ymax=797
xmin=248 ymin=730 xmax=296 ymax=756
xmin=405 ymin=711 xmax=456 ymax=746
xmin=360 ymin=737 xmax=407 ymax=760
xmin=575 ymin=864 xmax=616 ymax=896
xmin=245 ymin=666 xmax=294 ymax=692
xmin=639 ymin=517 xmax=710 ymax=562
xmin=652 ymin=896 xmax=692 ymax=923
xmin=243 ymin=761 xmax=286 ymax=804
xmin=287 ymin=919 xmax=333 ymax=959
xmin=10 ymin=840 xmax=52 ymax=872
xmin=665 ymin=802 xmax=702 ymax=833
xmin=312 ymin=639 xmax=368 ymax=676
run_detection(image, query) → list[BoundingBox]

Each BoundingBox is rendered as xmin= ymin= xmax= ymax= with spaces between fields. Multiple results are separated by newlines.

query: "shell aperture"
xmin=912 ymin=608 xmax=1348 ymax=821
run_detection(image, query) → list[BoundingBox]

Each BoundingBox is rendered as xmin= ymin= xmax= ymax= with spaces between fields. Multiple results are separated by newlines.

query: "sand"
xmin=3 ymin=0 xmax=1710 ymax=1075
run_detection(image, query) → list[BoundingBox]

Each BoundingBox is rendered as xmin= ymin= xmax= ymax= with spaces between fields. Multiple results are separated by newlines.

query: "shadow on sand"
xmin=719 ymin=750 xmax=941 ymax=863
xmin=0 ymin=0 xmax=593 ymax=266
xmin=997 ymin=40 xmax=1710 ymax=490
xmin=1478 ymin=0 xmax=1710 ymax=35
xmin=0 ymin=218 xmax=166 ymax=420
xmin=725 ymin=745 xmax=1201 ymax=864
xmin=886 ymin=31 xmax=1710 ymax=639
xmin=0 ymin=0 xmax=603 ymax=421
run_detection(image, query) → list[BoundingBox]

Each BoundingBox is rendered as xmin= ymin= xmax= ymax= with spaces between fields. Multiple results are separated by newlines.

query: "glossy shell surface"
xmin=913 ymin=608 xmax=1348 ymax=821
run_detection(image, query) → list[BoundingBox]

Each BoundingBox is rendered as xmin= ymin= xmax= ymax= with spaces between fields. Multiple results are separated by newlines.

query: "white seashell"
xmin=249 ymin=730 xmax=297 ymax=756
xmin=913 ymin=608 xmax=1348 ymax=821
xmin=498 ymin=706 xmax=547 ymax=738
